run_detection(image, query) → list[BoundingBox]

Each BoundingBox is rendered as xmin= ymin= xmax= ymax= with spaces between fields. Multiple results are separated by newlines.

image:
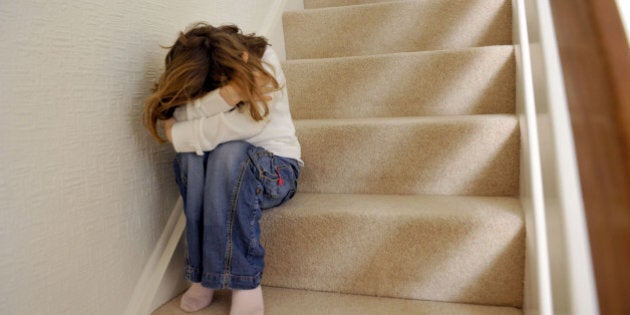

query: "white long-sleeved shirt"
xmin=170 ymin=47 xmax=303 ymax=165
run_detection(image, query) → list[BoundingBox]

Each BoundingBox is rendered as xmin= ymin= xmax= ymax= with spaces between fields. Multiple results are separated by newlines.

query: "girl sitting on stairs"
xmin=143 ymin=23 xmax=303 ymax=314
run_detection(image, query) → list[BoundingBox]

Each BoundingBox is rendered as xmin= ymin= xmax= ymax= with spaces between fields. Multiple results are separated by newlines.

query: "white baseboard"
xmin=124 ymin=199 xmax=186 ymax=315
xmin=149 ymin=234 xmax=188 ymax=312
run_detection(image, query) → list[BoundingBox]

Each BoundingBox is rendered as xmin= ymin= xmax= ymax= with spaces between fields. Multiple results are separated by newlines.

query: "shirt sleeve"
xmin=173 ymin=47 xmax=284 ymax=122
xmin=170 ymin=107 xmax=269 ymax=155
xmin=173 ymin=88 xmax=233 ymax=121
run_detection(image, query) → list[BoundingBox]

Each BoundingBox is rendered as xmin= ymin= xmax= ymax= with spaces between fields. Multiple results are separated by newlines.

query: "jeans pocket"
xmin=250 ymin=151 xmax=281 ymax=198
xmin=263 ymin=164 xmax=291 ymax=198
xmin=249 ymin=147 xmax=299 ymax=208
xmin=261 ymin=165 xmax=297 ymax=210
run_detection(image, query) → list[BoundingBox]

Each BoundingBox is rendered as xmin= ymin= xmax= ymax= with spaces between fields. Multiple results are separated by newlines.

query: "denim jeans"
xmin=173 ymin=141 xmax=300 ymax=290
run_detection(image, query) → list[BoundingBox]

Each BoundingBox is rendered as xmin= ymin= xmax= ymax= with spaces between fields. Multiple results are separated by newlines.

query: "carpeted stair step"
xmin=283 ymin=0 xmax=512 ymax=59
xmin=284 ymin=46 xmax=515 ymax=119
xmin=153 ymin=286 xmax=523 ymax=314
xmin=259 ymin=193 xmax=524 ymax=306
xmin=295 ymin=115 xmax=519 ymax=196
xmin=305 ymin=0 xmax=401 ymax=9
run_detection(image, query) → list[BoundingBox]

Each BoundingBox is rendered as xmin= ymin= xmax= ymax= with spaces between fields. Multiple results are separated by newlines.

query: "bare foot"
xmin=179 ymin=282 xmax=214 ymax=312
xmin=230 ymin=286 xmax=264 ymax=315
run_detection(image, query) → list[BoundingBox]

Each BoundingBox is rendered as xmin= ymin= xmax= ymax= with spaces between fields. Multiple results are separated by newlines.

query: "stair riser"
xmin=284 ymin=0 xmax=512 ymax=59
xmin=295 ymin=116 xmax=520 ymax=196
xmin=261 ymin=193 xmax=525 ymax=306
xmin=284 ymin=46 xmax=515 ymax=119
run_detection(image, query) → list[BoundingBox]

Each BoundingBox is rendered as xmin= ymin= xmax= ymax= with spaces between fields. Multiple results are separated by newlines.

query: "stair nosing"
xmin=270 ymin=192 xmax=522 ymax=218
xmin=292 ymin=0 xmax=462 ymax=13
xmin=282 ymin=44 xmax=514 ymax=63
xmin=294 ymin=114 xmax=518 ymax=125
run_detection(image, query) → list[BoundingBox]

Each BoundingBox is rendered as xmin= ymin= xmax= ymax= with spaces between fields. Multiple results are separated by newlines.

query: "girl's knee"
xmin=213 ymin=141 xmax=253 ymax=161
xmin=208 ymin=141 xmax=254 ymax=171
xmin=175 ymin=152 xmax=203 ymax=176
xmin=214 ymin=141 xmax=251 ymax=156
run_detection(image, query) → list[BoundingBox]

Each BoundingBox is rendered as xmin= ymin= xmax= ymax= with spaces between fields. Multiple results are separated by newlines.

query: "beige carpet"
xmin=283 ymin=0 xmax=512 ymax=59
xmin=284 ymin=46 xmax=516 ymax=119
xmin=154 ymin=286 xmax=522 ymax=315
xmin=153 ymin=0 xmax=522 ymax=313
xmin=260 ymin=193 xmax=524 ymax=306
xmin=295 ymin=115 xmax=519 ymax=196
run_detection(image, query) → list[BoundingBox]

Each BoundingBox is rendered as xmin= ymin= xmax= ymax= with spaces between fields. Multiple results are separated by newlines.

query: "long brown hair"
xmin=143 ymin=23 xmax=280 ymax=143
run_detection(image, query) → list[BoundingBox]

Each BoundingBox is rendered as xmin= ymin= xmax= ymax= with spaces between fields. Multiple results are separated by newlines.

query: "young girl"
xmin=144 ymin=23 xmax=302 ymax=314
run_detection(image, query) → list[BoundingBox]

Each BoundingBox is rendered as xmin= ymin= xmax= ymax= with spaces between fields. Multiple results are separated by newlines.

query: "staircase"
xmin=153 ymin=0 xmax=524 ymax=313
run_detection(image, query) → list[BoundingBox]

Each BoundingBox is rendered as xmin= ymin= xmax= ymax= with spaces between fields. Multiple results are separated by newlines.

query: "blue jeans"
xmin=173 ymin=141 xmax=300 ymax=290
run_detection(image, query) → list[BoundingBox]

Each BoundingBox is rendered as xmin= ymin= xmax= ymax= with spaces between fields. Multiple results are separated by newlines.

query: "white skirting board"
xmin=148 ymin=224 xmax=188 ymax=313
xmin=124 ymin=199 xmax=187 ymax=315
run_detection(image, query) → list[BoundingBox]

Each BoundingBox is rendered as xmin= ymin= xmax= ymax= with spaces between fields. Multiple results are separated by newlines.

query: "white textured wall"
xmin=0 ymin=1 xmax=274 ymax=314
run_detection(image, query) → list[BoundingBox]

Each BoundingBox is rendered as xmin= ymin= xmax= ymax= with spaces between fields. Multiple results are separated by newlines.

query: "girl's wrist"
xmin=219 ymin=84 xmax=241 ymax=107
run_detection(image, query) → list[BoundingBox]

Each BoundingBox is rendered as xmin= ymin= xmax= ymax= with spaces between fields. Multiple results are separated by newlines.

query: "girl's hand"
xmin=163 ymin=118 xmax=176 ymax=143
xmin=219 ymin=83 xmax=244 ymax=106
xmin=219 ymin=73 xmax=273 ymax=106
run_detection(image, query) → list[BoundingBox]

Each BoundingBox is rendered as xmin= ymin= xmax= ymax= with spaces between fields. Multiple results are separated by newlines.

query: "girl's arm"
xmin=169 ymin=106 xmax=269 ymax=155
xmin=166 ymin=47 xmax=284 ymax=153
xmin=173 ymin=85 xmax=243 ymax=121
xmin=173 ymin=47 xmax=282 ymax=122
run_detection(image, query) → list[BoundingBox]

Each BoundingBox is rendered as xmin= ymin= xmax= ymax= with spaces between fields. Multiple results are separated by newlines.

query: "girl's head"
xmin=144 ymin=23 xmax=279 ymax=143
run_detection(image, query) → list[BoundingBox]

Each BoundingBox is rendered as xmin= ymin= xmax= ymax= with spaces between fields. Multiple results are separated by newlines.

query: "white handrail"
xmin=513 ymin=0 xmax=553 ymax=313
xmin=522 ymin=0 xmax=599 ymax=313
